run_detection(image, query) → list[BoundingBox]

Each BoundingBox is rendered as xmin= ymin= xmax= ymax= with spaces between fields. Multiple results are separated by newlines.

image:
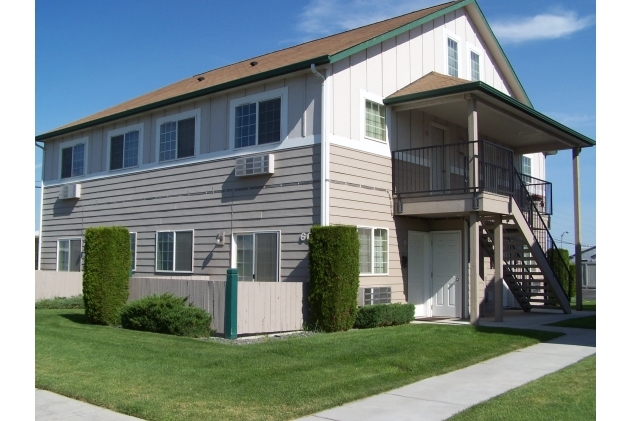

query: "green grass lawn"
xmin=36 ymin=310 xmax=561 ymax=421
xmin=546 ymin=315 xmax=596 ymax=330
xmin=447 ymin=355 xmax=596 ymax=421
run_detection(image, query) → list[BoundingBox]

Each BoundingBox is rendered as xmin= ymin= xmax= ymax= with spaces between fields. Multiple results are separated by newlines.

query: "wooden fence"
xmin=35 ymin=271 xmax=309 ymax=336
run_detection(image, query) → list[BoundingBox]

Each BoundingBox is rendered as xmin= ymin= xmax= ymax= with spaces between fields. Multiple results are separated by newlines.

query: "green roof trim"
xmin=36 ymin=55 xmax=331 ymax=141
xmin=468 ymin=1 xmax=532 ymax=108
xmin=384 ymin=81 xmax=595 ymax=146
xmin=329 ymin=0 xmax=475 ymax=64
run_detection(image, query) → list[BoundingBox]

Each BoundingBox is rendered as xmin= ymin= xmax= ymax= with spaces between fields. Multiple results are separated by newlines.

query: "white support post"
xmin=573 ymin=148 xmax=583 ymax=310
xmin=469 ymin=212 xmax=480 ymax=325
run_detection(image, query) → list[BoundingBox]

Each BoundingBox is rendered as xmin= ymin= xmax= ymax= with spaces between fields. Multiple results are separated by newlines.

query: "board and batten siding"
xmin=40 ymin=145 xmax=321 ymax=283
xmin=330 ymin=9 xmax=512 ymax=143
xmin=42 ymin=72 xmax=322 ymax=183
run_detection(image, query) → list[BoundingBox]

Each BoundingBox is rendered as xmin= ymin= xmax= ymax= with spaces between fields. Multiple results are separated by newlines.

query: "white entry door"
xmin=408 ymin=231 xmax=431 ymax=317
xmin=431 ymin=231 xmax=461 ymax=317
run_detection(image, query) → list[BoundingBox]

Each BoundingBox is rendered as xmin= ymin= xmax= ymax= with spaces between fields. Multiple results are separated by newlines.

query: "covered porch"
xmin=384 ymin=72 xmax=595 ymax=324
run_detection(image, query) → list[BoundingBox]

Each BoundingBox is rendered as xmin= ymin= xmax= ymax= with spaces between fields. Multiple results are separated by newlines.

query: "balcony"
xmin=392 ymin=141 xmax=552 ymax=217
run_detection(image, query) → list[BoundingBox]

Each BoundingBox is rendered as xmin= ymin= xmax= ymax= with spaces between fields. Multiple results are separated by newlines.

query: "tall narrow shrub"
xmin=83 ymin=226 xmax=131 ymax=325
xmin=308 ymin=225 xmax=360 ymax=332
xmin=546 ymin=248 xmax=574 ymax=298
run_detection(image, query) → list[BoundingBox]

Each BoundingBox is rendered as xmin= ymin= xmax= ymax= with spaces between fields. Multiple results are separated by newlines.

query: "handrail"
xmin=513 ymin=169 xmax=572 ymax=300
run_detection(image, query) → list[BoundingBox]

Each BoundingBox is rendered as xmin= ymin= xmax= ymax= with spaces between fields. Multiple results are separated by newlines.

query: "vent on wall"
xmin=235 ymin=154 xmax=274 ymax=177
xmin=359 ymin=287 xmax=391 ymax=306
xmin=59 ymin=183 xmax=81 ymax=200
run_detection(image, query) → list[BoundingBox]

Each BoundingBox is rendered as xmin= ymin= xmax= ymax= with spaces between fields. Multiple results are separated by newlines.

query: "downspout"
xmin=311 ymin=64 xmax=328 ymax=226
xmin=36 ymin=142 xmax=45 ymax=270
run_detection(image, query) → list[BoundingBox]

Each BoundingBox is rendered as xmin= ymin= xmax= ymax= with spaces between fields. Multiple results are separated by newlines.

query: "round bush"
xmin=119 ymin=293 xmax=212 ymax=337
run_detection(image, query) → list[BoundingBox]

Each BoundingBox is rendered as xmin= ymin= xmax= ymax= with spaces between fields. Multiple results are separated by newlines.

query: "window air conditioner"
xmin=235 ymin=154 xmax=274 ymax=177
xmin=59 ymin=183 xmax=81 ymax=200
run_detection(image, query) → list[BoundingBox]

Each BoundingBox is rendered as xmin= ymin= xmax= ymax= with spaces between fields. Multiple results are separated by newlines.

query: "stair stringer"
xmin=510 ymin=197 xmax=571 ymax=314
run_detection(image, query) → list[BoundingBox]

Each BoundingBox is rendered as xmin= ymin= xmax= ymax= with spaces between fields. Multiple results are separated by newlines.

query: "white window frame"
xmin=361 ymin=90 xmax=387 ymax=143
xmin=154 ymin=229 xmax=194 ymax=273
xmin=466 ymin=43 xmax=484 ymax=82
xmin=231 ymin=230 xmax=281 ymax=282
xmin=443 ymin=30 xmax=462 ymax=78
xmin=229 ymin=87 xmax=288 ymax=152
xmin=155 ymin=109 xmax=201 ymax=164
xmin=358 ymin=227 xmax=389 ymax=276
xmin=130 ymin=232 xmax=137 ymax=272
xmin=106 ymin=123 xmax=144 ymax=172
xmin=56 ymin=237 xmax=82 ymax=272
xmin=59 ymin=137 xmax=88 ymax=180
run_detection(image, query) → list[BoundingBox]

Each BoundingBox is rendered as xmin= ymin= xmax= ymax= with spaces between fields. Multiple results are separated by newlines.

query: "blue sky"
xmin=34 ymin=0 xmax=596 ymax=249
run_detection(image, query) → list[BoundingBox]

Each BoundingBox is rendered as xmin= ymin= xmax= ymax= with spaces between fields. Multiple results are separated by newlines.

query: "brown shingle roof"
xmin=386 ymin=71 xmax=471 ymax=99
xmin=40 ymin=1 xmax=459 ymax=138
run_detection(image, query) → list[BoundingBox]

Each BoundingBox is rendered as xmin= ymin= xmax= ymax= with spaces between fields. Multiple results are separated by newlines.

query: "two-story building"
xmin=36 ymin=0 xmax=594 ymax=325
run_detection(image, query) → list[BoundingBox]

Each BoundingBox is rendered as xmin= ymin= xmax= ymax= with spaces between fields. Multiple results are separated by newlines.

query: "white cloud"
xmin=296 ymin=0 xmax=438 ymax=39
xmin=491 ymin=11 xmax=594 ymax=44
xmin=545 ymin=112 xmax=595 ymax=128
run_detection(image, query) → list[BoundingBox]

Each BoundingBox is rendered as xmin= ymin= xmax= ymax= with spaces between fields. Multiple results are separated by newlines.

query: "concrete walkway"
xmin=294 ymin=309 xmax=596 ymax=421
xmin=36 ymin=309 xmax=595 ymax=421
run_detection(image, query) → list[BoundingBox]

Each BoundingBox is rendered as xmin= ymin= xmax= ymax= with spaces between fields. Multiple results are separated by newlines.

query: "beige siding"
xmin=40 ymin=146 xmax=321 ymax=282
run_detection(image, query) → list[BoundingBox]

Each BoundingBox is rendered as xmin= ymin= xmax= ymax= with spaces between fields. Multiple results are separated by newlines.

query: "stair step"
xmin=528 ymin=299 xmax=561 ymax=304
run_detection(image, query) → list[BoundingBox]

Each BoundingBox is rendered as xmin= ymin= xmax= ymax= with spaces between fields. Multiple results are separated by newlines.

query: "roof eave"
xmin=35 ymin=55 xmax=331 ymax=142
xmin=384 ymin=81 xmax=595 ymax=147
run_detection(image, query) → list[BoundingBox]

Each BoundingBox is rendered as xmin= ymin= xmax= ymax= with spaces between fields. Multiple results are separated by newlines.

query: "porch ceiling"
xmin=385 ymin=77 xmax=595 ymax=154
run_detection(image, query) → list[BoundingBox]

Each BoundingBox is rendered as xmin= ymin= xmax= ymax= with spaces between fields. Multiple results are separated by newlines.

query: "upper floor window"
xmin=522 ymin=156 xmax=532 ymax=180
xmin=230 ymin=87 xmax=288 ymax=150
xmin=358 ymin=227 xmax=388 ymax=275
xmin=156 ymin=109 xmax=200 ymax=163
xmin=60 ymin=138 xmax=87 ymax=179
xmin=447 ymin=38 xmax=459 ymax=77
xmin=470 ymin=51 xmax=480 ymax=81
xmin=108 ymin=125 xmax=142 ymax=171
xmin=365 ymin=100 xmax=386 ymax=141
xmin=57 ymin=238 xmax=82 ymax=272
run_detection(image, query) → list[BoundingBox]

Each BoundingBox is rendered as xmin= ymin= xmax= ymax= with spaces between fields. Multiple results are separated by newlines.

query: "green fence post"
xmin=224 ymin=268 xmax=238 ymax=339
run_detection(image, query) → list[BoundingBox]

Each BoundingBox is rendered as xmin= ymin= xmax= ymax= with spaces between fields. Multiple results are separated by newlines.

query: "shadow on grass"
xmin=59 ymin=312 xmax=92 ymax=325
xmin=473 ymin=326 xmax=562 ymax=342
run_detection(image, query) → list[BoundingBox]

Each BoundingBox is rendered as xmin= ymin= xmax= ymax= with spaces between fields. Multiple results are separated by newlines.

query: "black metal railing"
xmin=479 ymin=141 xmax=514 ymax=196
xmin=392 ymin=141 xmax=472 ymax=195
xmin=514 ymin=169 xmax=571 ymax=300
xmin=520 ymin=174 xmax=552 ymax=215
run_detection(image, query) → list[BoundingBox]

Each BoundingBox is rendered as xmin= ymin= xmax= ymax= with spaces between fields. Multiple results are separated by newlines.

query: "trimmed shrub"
xmin=308 ymin=225 xmax=360 ymax=332
xmin=83 ymin=226 xmax=131 ymax=325
xmin=119 ymin=293 xmax=212 ymax=337
xmin=35 ymin=295 xmax=85 ymax=309
xmin=354 ymin=303 xmax=415 ymax=329
xmin=546 ymin=248 xmax=575 ymax=298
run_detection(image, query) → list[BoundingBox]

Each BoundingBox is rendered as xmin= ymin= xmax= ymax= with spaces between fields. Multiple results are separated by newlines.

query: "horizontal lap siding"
xmin=328 ymin=145 xmax=407 ymax=303
xmin=40 ymin=146 xmax=320 ymax=282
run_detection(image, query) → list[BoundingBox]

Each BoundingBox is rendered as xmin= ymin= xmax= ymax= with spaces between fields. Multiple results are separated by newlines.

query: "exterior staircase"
xmin=478 ymin=170 xmax=572 ymax=314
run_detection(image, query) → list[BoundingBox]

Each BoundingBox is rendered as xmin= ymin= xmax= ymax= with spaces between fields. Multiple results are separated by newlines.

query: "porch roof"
xmin=384 ymin=72 xmax=595 ymax=154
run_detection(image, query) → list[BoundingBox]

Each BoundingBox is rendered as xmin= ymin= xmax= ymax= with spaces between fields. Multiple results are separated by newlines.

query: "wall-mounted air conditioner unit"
xmin=358 ymin=286 xmax=391 ymax=306
xmin=59 ymin=183 xmax=81 ymax=200
xmin=235 ymin=154 xmax=274 ymax=177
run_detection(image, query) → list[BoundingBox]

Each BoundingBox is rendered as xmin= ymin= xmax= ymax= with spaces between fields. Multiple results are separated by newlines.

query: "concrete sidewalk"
xmin=36 ymin=309 xmax=595 ymax=421
xmin=36 ymin=389 xmax=144 ymax=421
xmin=294 ymin=309 xmax=596 ymax=421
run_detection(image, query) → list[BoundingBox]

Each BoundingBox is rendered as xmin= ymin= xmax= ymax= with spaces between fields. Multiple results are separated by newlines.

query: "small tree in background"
xmin=547 ymin=248 xmax=575 ymax=299
xmin=308 ymin=225 xmax=360 ymax=332
xmin=83 ymin=226 xmax=131 ymax=325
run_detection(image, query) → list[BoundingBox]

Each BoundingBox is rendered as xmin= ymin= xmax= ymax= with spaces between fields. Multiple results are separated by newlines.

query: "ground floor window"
xmin=155 ymin=230 xmax=193 ymax=272
xmin=234 ymin=231 xmax=280 ymax=282
xmin=358 ymin=227 xmax=388 ymax=275
xmin=57 ymin=238 xmax=82 ymax=272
